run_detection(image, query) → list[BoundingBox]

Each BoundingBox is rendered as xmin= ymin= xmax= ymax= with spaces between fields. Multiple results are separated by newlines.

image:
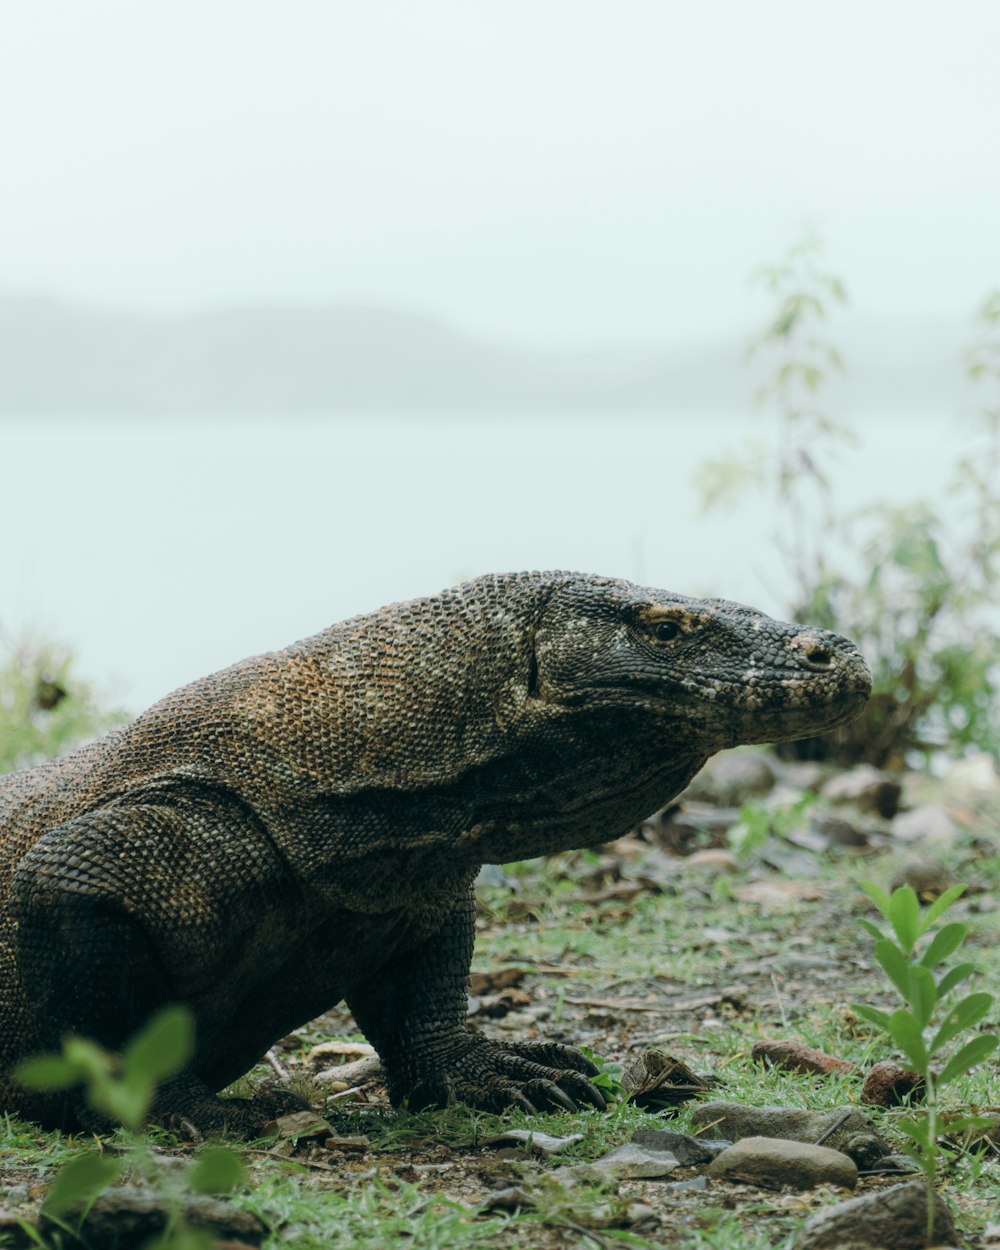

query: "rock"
xmin=776 ymin=761 xmax=829 ymax=793
xmin=321 ymin=1134 xmax=370 ymax=1153
xmin=891 ymin=804 xmax=957 ymax=845
xmin=950 ymin=1110 xmax=1000 ymax=1153
xmin=313 ymin=1053 xmax=383 ymax=1088
xmin=684 ymin=849 xmax=740 ymax=873
xmin=631 ymin=1128 xmax=716 ymax=1166
xmin=260 ymin=1110 xmax=333 ymax=1140
xmin=841 ymin=1134 xmax=893 ymax=1171
xmin=568 ymin=1142 xmax=681 ymax=1181
xmin=866 ymin=1154 xmax=921 ymax=1175
xmin=822 ymin=765 xmax=901 ymax=818
xmin=731 ymin=879 xmax=823 ymax=905
xmin=809 ymin=813 xmax=869 ymax=848
xmin=942 ymin=752 xmax=1000 ymax=799
xmin=793 ymin=1178 xmax=957 ymax=1250
xmin=860 ymin=1061 xmax=926 ymax=1106
xmin=708 ymin=1136 xmax=857 ymax=1191
xmin=0 ymin=1208 xmax=34 ymax=1250
xmin=682 ymin=750 xmax=776 ymax=806
xmin=664 ymin=1175 xmax=711 ymax=1193
xmin=624 ymin=1200 xmax=660 ymax=1229
xmin=38 ymin=1186 xmax=267 ymax=1249
xmin=688 ymin=1102 xmax=888 ymax=1164
xmin=306 ymin=1040 xmax=376 ymax=1065
xmin=481 ymin=1129 xmax=584 ymax=1156
xmin=752 ymin=1039 xmax=855 ymax=1076
xmin=889 ymin=858 xmax=956 ymax=900
xmin=479 ymin=1186 xmax=536 ymax=1213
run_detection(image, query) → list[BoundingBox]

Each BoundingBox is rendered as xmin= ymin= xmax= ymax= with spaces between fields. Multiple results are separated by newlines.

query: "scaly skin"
xmin=0 ymin=572 xmax=871 ymax=1132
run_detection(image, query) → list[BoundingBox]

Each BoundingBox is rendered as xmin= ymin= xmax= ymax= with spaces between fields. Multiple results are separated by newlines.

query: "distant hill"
xmin=0 ymin=295 xmax=975 ymax=417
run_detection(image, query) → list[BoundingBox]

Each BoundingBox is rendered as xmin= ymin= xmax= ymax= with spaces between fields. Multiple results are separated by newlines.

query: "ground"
xmin=1 ymin=756 xmax=998 ymax=1249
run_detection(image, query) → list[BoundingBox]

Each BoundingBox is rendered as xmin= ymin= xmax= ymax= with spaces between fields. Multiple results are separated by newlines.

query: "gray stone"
xmin=943 ymin=751 xmax=1000 ymax=799
xmin=683 ymin=848 xmax=740 ymax=873
xmin=481 ymin=1129 xmax=584 ymax=1156
xmin=776 ymin=761 xmax=829 ymax=793
xmin=631 ymin=1127 xmax=716 ymax=1166
xmin=683 ymin=750 xmax=776 ymax=806
xmin=794 ymin=1178 xmax=957 ymax=1250
xmin=37 ymin=1185 xmax=267 ymax=1249
xmin=822 ymin=765 xmax=901 ymax=818
xmin=889 ymin=857 xmax=956 ymax=899
xmin=482 ymin=1129 xmax=584 ymax=1156
xmin=708 ymin=1136 xmax=857 ymax=1191
xmin=891 ymin=804 xmax=957 ymax=845
xmin=688 ymin=1102 xmax=888 ymax=1163
xmin=809 ymin=813 xmax=869 ymax=848
xmin=568 ymin=1142 xmax=680 ymax=1181
xmin=665 ymin=1175 xmax=711 ymax=1193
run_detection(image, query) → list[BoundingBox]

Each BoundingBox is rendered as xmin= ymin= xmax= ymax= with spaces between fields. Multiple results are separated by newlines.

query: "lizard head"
xmin=530 ymin=575 xmax=872 ymax=750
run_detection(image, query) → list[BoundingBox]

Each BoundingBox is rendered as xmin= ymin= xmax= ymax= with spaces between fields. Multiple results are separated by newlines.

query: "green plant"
xmin=727 ymin=794 xmax=814 ymax=857
xmin=576 ymin=1047 xmax=625 ymax=1102
xmin=853 ymin=881 xmax=999 ymax=1244
xmin=696 ymin=232 xmax=853 ymax=611
xmin=16 ymin=1006 xmax=245 ymax=1248
xmin=0 ymin=636 xmax=125 ymax=772
xmin=698 ymin=239 xmax=1000 ymax=766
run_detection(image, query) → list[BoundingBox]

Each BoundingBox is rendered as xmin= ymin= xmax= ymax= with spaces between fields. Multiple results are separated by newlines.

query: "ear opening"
xmin=527 ymin=647 xmax=540 ymax=698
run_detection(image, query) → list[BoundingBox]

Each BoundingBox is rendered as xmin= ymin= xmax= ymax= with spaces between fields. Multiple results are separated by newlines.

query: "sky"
xmin=2 ymin=1 xmax=999 ymax=345
xmin=1 ymin=2 xmax=998 ymax=711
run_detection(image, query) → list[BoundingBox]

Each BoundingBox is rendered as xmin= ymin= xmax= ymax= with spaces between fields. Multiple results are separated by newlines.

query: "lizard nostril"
xmin=803 ymin=645 xmax=833 ymax=669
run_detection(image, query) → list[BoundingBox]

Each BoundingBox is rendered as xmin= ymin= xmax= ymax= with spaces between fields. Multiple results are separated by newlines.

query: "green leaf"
xmin=937 ymin=962 xmax=977 ymax=998
xmin=43 ymin=1154 xmax=122 ymax=1217
xmin=123 ymin=1005 xmax=195 ymax=1089
xmin=860 ymin=880 xmax=892 ymax=922
xmin=886 ymin=1009 xmax=928 ymax=1071
xmin=874 ymin=939 xmax=912 ymax=1001
xmin=929 ymin=992 xmax=994 ymax=1054
xmin=88 ymin=1082 xmax=148 ymax=1133
xmin=62 ymin=1037 xmax=113 ymax=1084
xmin=918 ymin=922 xmax=965 ymax=969
xmin=857 ymin=918 xmax=884 ymax=942
xmin=943 ymin=1113 xmax=998 ymax=1136
xmin=917 ymin=884 xmax=967 ymax=932
xmin=907 ymin=965 xmax=937 ymax=1029
xmin=937 ymin=1034 xmax=999 ymax=1086
xmin=188 ymin=1147 xmax=247 ymax=1196
xmin=887 ymin=886 xmax=920 ymax=953
xmin=13 ymin=1055 xmax=84 ymax=1092
xmin=897 ymin=1116 xmax=933 ymax=1149
xmin=852 ymin=1003 xmax=893 ymax=1032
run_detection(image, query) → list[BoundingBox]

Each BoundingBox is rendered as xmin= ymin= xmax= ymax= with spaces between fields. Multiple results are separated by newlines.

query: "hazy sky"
xmin=3 ymin=1 xmax=999 ymax=344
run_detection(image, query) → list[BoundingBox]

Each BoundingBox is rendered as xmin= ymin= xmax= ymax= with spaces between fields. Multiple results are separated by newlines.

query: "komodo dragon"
xmin=0 ymin=572 xmax=871 ymax=1133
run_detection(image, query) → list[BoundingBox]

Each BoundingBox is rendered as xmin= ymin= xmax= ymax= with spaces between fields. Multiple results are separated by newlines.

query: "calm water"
xmin=0 ymin=412 xmax=962 ymax=712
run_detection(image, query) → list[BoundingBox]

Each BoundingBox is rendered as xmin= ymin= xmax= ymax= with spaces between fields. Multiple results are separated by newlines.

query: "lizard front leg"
xmin=346 ymin=883 xmax=606 ymax=1114
xmin=10 ymin=804 xmax=308 ymax=1136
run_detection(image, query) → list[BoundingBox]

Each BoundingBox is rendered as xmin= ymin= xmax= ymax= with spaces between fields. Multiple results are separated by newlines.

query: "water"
xmin=0 ymin=411 xmax=966 ymax=712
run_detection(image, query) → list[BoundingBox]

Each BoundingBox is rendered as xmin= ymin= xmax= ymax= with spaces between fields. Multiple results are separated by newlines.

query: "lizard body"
xmin=0 ymin=572 xmax=870 ymax=1130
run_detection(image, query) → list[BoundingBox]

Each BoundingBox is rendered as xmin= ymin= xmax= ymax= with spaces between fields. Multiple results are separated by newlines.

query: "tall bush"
xmin=699 ymin=240 xmax=1000 ymax=766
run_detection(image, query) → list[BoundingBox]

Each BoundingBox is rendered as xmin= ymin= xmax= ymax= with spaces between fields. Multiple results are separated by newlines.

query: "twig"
xmin=265 ymin=1048 xmax=290 ymax=1083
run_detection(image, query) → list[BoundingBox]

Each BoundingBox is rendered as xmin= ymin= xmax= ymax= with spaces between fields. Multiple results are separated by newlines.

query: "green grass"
xmin=1 ymin=818 xmax=997 ymax=1248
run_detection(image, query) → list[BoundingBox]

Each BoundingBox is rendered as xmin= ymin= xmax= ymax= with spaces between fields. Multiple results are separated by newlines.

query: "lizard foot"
xmin=391 ymin=1034 xmax=607 ymax=1114
xmin=150 ymin=1078 xmax=312 ymax=1138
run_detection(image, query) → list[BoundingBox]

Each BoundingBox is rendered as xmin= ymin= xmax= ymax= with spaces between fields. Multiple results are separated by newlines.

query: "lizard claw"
xmin=389 ymin=1034 xmax=608 ymax=1116
xmin=523 ymin=1080 xmax=578 ymax=1113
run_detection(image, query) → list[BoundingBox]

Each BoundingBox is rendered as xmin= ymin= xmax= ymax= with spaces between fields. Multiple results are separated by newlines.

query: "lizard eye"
xmin=654 ymin=621 xmax=680 ymax=642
